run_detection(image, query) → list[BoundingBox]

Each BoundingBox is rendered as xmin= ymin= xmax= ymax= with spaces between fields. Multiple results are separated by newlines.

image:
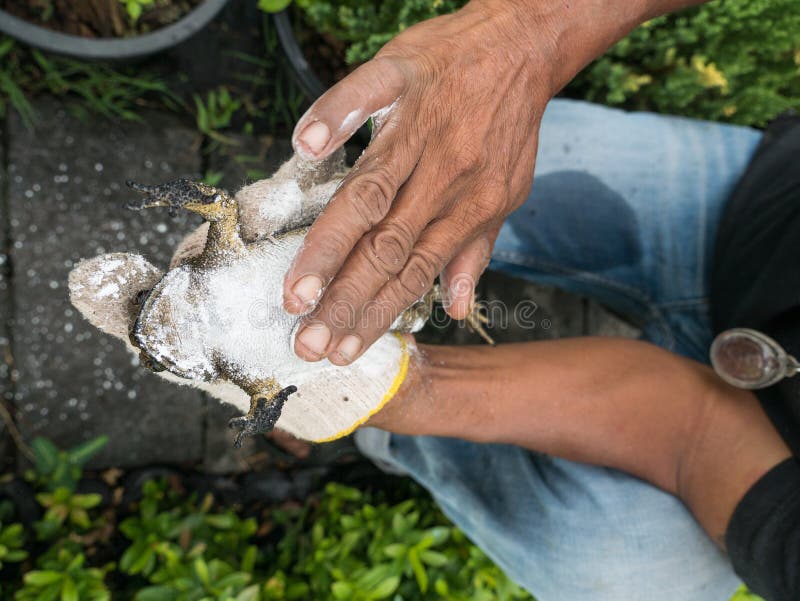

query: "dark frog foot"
xmin=229 ymin=385 xmax=298 ymax=449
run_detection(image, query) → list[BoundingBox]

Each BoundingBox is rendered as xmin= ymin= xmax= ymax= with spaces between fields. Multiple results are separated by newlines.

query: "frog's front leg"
xmin=228 ymin=381 xmax=298 ymax=448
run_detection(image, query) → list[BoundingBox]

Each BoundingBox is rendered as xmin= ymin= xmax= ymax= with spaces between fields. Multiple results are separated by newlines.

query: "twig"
xmin=0 ymin=397 xmax=34 ymax=462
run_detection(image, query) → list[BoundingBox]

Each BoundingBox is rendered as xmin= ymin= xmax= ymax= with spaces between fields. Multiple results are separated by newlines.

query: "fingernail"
xmin=295 ymin=121 xmax=331 ymax=158
xmin=334 ymin=335 xmax=362 ymax=363
xmin=297 ymin=323 xmax=331 ymax=359
xmin=451 ymin=273 xmax=474 ymax=297
xmin=444 ymin=274 xmax=472 ymax=309
xmin=292 ymin=275 xmax=323 ymax=310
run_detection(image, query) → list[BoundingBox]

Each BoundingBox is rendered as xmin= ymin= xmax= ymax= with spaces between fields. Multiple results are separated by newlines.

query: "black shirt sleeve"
xmin=726 ymin=458 xmax=800 ymax=601
xmin=712 ymin=113 xmax=800 ymax=600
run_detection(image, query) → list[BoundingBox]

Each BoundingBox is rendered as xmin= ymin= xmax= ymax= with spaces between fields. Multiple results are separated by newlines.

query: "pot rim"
xmin=0 ymin=0 xmax=230 ymax=61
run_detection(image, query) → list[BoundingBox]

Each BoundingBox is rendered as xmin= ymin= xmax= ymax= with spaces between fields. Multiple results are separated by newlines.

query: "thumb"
xmin=440 ymin=226 xmax=500 ymax=320
xmin=292 ymin=57 xmax=406 ymax=161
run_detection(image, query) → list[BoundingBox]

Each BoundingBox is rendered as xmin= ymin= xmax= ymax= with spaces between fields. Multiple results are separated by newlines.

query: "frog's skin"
xmin=69 ymin=153 xmax=491 ymax=446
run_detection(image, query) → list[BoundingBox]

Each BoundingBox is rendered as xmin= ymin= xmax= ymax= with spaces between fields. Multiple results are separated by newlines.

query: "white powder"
xmin=135 ymin=232 xmax=403 ymax=400
xmin=339 ymin=108 xmax=365 ymax=134
xmin=87 ymin=258 xmax=124 ymax=286
xmin=256 ymin=179 xmax=303 ymax=225
xmin=95 ymin=283 xmax=120 ymax=299
xmin=370 ymin=98 xmax=400 ymax=136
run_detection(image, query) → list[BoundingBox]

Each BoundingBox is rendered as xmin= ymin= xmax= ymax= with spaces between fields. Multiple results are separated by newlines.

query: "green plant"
xmin=121 ymin=0 xmax=156 ymax=23
xmin=264 ymin=483 xmax=532 ymax=601
xmin=570 ymin=0 xmax=800 ymax=125
xmin=258 ymin=0 xmax=292 ymax=12
xmin=0 ymin=18 xmax=303 ymax=137
xmin=25 ymin=436 xmax=108 ymax=492
xmin=268 ymin=0 xmax=800 ymax=127
xmin=16 ymin=549 xmax=112 ymax=601
xmin=0 ymin=38 xmax=35 ymax=126
xmin=0 ymin=437 xmax=766 ymax=600
xmin=194 ymin=87 xmax=244 ymax=145
xmin=290 ymin=0 xmax=465 ymax=64
xmin=120 ymin=480 xmax=258 ymax=580
xmin=202 ymin=171 xmax=225 ymax=187
xmin=0 ymin=38 xmax=182 ymax=128
xmin=34 ymin=487 xmax=103 ymax=541
xmin=731 ymin=585 xmax=766 ymax=601
xmin=135 ymin=557 xmax=258 ymax=601
xmin=0 ymin=521 xmax=27 ymax=570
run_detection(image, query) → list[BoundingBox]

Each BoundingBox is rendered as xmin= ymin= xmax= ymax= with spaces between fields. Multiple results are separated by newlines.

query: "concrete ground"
xmin=0 ymin=98 xmax=638 ymax=474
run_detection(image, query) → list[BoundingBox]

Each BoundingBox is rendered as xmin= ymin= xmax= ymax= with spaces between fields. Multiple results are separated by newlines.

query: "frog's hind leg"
xmin=431 ymin=284 xmax=496 ymax=346
xmin=228 ymin=379 xmax=298 ymax=448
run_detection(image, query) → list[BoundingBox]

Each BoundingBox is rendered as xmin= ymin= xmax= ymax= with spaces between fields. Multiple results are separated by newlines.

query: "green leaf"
xmin=240 ymin=545 xmax=257 ymax=573
xmin=383 ymin=544 xmax=406 ymax=559
xmin=368 ymin=576 xmax=400 ymax=600
xmin=5 ymin=549 xmax=28 ymax=562
xmin=134 ymin=585 xmax=177 ymax=601
xmin=194 ymin=557 xmax=210 ymax=587
xmin=204 ymin=513 xmax=236 ymax=529
xmin=0 ymin=38 xmax=15 ymax=59
xmin=31 ymin=437 xmax=59 ymax=475
xmin=68 ymin=436 xmax=108 ymax=465
xmin=235 ymin=585 xmax=261 ymax=601
xmin=426 ymin=526 xmax=450 ymax=545
xmin=202 ymin=171 xmax=224 ymax=187
xmin=331 ymin=582 xmax=352 ymax=600
xmin=72 ymin=493 xmax=103 ymax=509
xmin=257 ymin=0 xmax=293 ymax=14
xmin=61 ymin=577 xmax=79 ymax=601
xmin=24 ymin=570 xmax=63 ymax=586
xmin=127 ymin=1 xmax=143 ymax=22
xmin=408 ymin=548 xmax=428 ymax=593
xmin=420 ymin=550 xmax=448 ymax=567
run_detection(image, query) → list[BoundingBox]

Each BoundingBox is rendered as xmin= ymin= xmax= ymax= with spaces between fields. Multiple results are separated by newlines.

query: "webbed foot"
xmin=228 ymin=385 xmax=297 ymax=448
xmin=429 ymin=284 xmax=495 ymax=345
xmin=466 ymin=304 xmax=495 ymax=346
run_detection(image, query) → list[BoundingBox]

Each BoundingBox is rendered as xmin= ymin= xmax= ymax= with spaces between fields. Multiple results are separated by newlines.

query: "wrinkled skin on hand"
xmin=283 ymin=0 xmax=675 ymax=364
xmin=284 ymin=1 xmax=554 ymax=365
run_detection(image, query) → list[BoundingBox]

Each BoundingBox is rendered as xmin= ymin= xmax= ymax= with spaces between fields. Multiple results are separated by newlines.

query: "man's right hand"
xmin=284 ymin=0 xmax=704 ymax=366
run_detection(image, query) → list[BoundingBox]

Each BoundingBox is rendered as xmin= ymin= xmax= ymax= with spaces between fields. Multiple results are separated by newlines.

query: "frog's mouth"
xmin=126 ymin=179 xmax=222 ymax=217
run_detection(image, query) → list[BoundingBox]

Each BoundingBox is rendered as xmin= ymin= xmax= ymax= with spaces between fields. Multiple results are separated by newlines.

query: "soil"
xmin=1 ymin=0 xmax=202 ymax=38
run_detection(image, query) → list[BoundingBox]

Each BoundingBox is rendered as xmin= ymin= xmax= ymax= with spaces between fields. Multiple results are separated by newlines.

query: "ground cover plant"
xmin=285 ymin=0 xmax=800 ymax=127
xmin=0 ymin=436 xmax=534 ymax=600
xmin=0 ymin=435 xmax=770 ymax=600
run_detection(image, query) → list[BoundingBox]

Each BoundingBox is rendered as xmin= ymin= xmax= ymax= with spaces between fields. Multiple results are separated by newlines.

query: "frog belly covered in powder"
xmin=68 ymin=153 xmax=490 ymax=445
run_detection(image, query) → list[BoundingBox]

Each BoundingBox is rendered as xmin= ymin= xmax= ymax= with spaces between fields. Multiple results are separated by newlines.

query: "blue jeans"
xmin=356 ymin=99 xmax=763 ymax=601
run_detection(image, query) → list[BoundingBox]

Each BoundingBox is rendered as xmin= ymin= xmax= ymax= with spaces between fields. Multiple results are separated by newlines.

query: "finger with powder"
xmin=284 ymin=107 xmax=422 ymax=316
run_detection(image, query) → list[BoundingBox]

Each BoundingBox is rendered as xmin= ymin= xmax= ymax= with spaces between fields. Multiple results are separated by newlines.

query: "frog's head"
xmin=126 ymin=179 xmax=236 ymax=222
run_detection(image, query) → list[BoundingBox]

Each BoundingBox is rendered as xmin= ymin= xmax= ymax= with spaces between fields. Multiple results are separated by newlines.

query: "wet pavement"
xmin=0 ymin=98 xmax=638 ymax=473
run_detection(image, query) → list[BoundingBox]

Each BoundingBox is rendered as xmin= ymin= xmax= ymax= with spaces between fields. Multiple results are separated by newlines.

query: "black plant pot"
xmin=0 ymin=0 xmax=230 ymax=61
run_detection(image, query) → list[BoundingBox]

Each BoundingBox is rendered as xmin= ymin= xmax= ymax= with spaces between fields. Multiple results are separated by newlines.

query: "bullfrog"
xmin=69 ymin=153 xmax=491 ymax=445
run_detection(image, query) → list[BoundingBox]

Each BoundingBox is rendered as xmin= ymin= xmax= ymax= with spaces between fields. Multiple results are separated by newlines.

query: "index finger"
xmin=283 ymin=122 xmax=422 ymax=314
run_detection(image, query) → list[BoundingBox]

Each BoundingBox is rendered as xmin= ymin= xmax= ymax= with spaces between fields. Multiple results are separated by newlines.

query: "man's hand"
xmin=284 ymin=0 xmax=698 ymax=364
